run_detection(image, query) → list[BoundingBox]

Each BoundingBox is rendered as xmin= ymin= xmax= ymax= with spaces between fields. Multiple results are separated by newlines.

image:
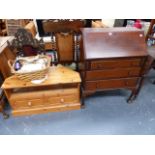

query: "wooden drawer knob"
xmin=60 ymin=98 xmax=64 ymax=103
xmin=28 ymin=101 xmax=32 ymax=106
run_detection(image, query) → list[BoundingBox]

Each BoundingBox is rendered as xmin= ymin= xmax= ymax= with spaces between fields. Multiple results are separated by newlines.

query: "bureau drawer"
xmin=84 ymin=78 xmax=139 ymax=90
xmin=11 ymin=93 xmax=80 ymax=109
xmin=85 ymin=67 xmax=141 ymax=80
xmin=90 ymin=58 xmax=143 ymax=70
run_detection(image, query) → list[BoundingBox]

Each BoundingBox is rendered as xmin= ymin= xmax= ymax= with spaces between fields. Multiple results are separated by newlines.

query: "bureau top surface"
xmin=81 ymin=28 xmax=148 ymax=60
xmin=2 ymin=66 xmax=81 ymax=89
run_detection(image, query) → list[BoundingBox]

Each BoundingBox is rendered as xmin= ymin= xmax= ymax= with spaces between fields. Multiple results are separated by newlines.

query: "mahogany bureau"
xmin=80 ymin=28 xmax=148 ymax=104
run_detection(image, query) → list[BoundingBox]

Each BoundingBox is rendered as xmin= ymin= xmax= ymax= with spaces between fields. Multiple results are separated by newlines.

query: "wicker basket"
xmin=8 ymin=55 xmax=51 ymax=81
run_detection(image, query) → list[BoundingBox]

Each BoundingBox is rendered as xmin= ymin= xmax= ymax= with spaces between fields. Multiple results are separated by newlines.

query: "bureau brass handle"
xmin=28 ymin=101 xmax=32 ymax=106
xmin=96 ymin=83 xmax=100 ymax=88
xmin=131 ymin=62 xmax=136 ymax=66
xmin=128 ymin=71 xmax=133 ymax=76
xmin=97 ymin=64 xmax=103 ymax=68
xmin=125 ymin=81 xmax=129 ymax=85
xmin=125 ymin=81 xmax=129 ymax=86
xmin=60 ymin=98 xmax=64 ymax=103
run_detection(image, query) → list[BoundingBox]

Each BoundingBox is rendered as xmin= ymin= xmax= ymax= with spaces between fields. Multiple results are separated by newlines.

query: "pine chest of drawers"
xmin=2 ymin=66 xmax=81 ymax=116
xmin=80 ymin=28 xmax=148 ymax=103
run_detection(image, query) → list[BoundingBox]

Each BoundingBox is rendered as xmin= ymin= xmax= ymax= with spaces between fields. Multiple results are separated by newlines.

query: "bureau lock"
xmin=125 ymin=81 xmax=129 ymax=86
xmin=139 ymin=34 xmax=143 ymax=37
xmin=108 ymin=32 xmax=113 ymax=36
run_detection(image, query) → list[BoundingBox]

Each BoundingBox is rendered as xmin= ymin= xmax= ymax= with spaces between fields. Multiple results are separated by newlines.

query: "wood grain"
xmin=56 ymin=32 xmax=74 ymax=62
xmin=81 ymin=28 xmax=148 ymax=103
xmin=12 ymin=103 xmax=81 ymax=116
xmin=2 ymin=66 xmax=81 ymax=116
xmin=2 ymin=66 xmax=81 ymax=89
xmin=0 ymin=47 xmax=15 ymax=78
xmin=81 ymin=28 xmax=147 ymax=60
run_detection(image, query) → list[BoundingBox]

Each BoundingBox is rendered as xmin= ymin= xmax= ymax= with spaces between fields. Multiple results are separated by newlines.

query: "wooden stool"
xmin=0 ymin=89 xmax=9 ymax=119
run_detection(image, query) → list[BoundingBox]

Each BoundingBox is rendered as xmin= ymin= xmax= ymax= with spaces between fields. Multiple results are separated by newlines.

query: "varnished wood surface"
xmin=56 ymin=32 xmax=74 ymax=62
xmin=4 ymin=83 xmax=81 ymax=116
xmin=2 ymin=65 xmax=81 ymax=89
xmin=10 ymin=87 xmax=80 ymax=109
xmin=84 ymin=77 xmax=139 ymax=90
xmin=12 ymin=103 xmax=81 ymax=116
xmin=42 ymin=19 xmax=84 ymax=33
xmin=89 ymin=58 xmax=143 ymax=70
xmin=2 ymin=66 xmax=81 ymax=116
xmin=0 ymin=37 xmax=15 ymax=79
xmin=81 ymin=28 xmax=148 ymax=60
xmin=81 ymin=28 xmax=148 ymax=103
xmin=0 ymin=46 xmax=15 ymax=78
xmin=85 ymin=67 xmax=141 ymax=80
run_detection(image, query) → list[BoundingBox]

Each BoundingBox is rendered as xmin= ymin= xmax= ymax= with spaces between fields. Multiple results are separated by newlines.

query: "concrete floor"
xmin=0 ymin=70 xmax=155 ymax=135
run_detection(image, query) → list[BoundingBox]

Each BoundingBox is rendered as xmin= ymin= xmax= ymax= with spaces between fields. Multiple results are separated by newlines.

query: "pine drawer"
xmin=9 ymin=87 xmax=79 ymax=109
xmin=11 ymin=93 xmax=79 ymax=109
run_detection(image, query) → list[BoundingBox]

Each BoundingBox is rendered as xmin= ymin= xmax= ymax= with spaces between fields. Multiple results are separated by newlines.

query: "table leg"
xmin=134 ymin=77 xmax=145 ymax=99
xmin=0 ymin=98 xmax=9 ymax=119
xmin=127 ymin=77 xmax=145 ymax=103
xmin=81 ymin=90 xmax=86 ymax=108
xmin=2 ymin=111 xmax=9 ymax=119
xmin=127 ymin=88 xmax=137 ymax=103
